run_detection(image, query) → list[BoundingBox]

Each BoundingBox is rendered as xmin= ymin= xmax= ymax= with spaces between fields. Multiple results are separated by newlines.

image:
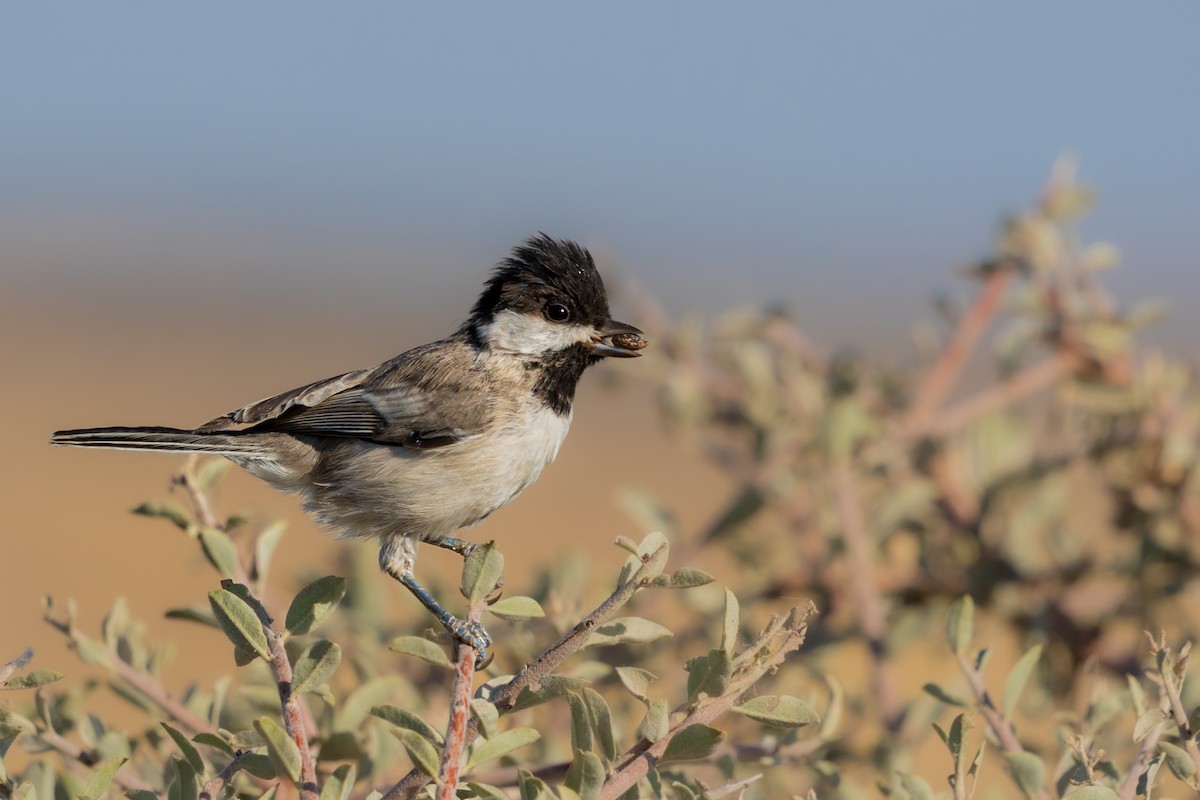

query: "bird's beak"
xmin=591 ymin=320 xmax=647 ymax=358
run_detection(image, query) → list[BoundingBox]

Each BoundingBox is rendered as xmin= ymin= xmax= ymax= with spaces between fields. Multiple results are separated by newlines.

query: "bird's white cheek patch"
xmin=478 ymin=309 xmax=595 ymax=355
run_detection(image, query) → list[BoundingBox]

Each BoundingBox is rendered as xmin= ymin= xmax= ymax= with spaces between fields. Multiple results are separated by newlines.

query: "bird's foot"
xmin=441 ymin=614 xmax=494 ymax=669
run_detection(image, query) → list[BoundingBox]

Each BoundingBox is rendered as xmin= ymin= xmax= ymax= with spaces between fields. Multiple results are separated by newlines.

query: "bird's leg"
xmin=431 ymin=537 xmax=505 ymax=600
xmin=379 ymin=535 xmax=493 ymax=668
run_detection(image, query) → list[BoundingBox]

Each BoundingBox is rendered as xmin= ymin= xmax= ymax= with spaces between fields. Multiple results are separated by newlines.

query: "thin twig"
xmin=598 ymin=603 xmax=816 ymax=799
xmin=905 ymin=268 xmax=1016 ymax=436
xmin=381 ymin=539 xmax=670 ymax=800
xmin=831 ymin=463 xmax=903 ymax=733
xmin=956 ymin=653 xmax=1051 ymax=800
xmin=436 ymin=599 xmax=488 ymax=800
xmin=37 ymin=726 xmax=155 ymax=793
xmin=1116 ymin=719 xmax=1165 ymax=800
xmin=43 ymin=613 xmax=217 ymax=736
xmin=200 ymin=751 xmax=246 ymax=800
xmin=927 ymin=351 xmax=1081 ymax=437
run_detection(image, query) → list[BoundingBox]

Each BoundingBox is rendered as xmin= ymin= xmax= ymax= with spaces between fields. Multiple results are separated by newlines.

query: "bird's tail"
xmin=50 ymin=426 xmax=258 ymax=457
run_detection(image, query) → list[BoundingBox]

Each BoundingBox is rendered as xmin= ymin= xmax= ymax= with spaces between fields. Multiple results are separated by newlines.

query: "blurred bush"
xmin=4 ymin=161 xmax=1200 ymax=799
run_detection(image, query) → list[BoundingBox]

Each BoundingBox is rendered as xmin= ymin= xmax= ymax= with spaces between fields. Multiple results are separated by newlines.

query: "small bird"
xmin=51 ymin=235 xmax=646 ymax=666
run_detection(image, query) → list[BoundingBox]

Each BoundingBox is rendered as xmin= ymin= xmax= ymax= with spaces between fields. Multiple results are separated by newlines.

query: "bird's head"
xmin=469 ymin=234 xmax=646 ymax=361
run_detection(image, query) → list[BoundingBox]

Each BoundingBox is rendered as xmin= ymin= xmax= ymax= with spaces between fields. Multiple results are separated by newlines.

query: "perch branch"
xmin=436 ymin=598 xmax=488 ymax=800
xmin=381 ymin=539 xmax=670 ymax=800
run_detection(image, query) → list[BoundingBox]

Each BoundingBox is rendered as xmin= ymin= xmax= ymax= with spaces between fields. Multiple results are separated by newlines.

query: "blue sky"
xmin=4 ymin=3 xmax=1197 ymax=350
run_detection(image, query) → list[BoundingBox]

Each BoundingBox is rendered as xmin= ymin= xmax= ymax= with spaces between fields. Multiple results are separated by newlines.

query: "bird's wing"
xmin=196 ymin=369 xmax=373 ymax=432
xmin=201 ymin=339 xmax=493 ymax=449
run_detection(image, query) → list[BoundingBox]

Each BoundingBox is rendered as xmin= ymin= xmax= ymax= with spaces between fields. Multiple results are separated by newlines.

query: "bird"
xmin=50 ymin=234 xmax=647 ymax=666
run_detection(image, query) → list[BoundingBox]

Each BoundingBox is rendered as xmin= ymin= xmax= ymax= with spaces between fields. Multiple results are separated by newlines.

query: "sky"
xmin=3 ymin=2 xmax=1198 ymax=353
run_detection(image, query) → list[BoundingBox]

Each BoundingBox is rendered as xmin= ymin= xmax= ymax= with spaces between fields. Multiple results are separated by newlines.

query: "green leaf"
xmin=132 ymin=500 xmax=192 ymax=531
xmin=732 ymin=695 xmax=820 ymax=729
xmin=320 ymin=763 xmax=357 ymax=800
xmin=370 ymin=705 xmax=443 ymax=746
xmin=161 ymin=723 xmax=204 ymax=774
xmin=1003 ymin=644 xmax=1043 ymax=716
xmin=164 ymin=606 xmax=219 ymax=629
xmin=566 ymin=751 xmax=605 ymax=800
xmin=1159 ymin=741 xmax=1195 ymax=780
xmin=253 ymin=521 xmax=287 ymax=590
xmin=254 ymin=717 xmax=302 ymax=783
xmin=285 ymin=576 xmax=346 ymax=636
xmin=208 ymin=589 xmax=270 ymax=660
xmin=470 ymin=699 xmax=500 ymax=739
xmin=316 ymin=731 xmax=364 ymax=762
xmin=191 ymin=732 xmax=233 ymax=755
xmin=636 ymin=699 xmax=669 ymax=743
xmin=661 ymin=725 xmax=725 ymax=763
xmin=292 ymin=640 xmax=342 ymax=695
xmin=615 ymin=667 xmax=656 ymax=703
xmin=173 ymin=756 xmax=200 ymax=800
xmin=79 ymin=756 xmax=127 ymax=800
xmin=583 ymin=688 xmax=617 ymax=763
xmin=1134 ymin=708 xmax=1168 ymax=742
xmin=239 ymin=752 xmax=276 ymax=779
xmin=1005 ymin=751 xmax=1045 ymax=799
xmin=518 ymin=768 xmax=552 ymax=800
xmin=0 ymin=670 xmax=64 ymax=691
xmin=1062 ymin=787 xmax=1119 ymax=800
xmin=508 ymin=675 xmax=589 ymax=713
xmin=198 ymin=527 xmax=240 ymax=579
xmin=686 ymin=649 xmax=731 ymax=699
xmin=335 ymin=676 xmax=411 ymax=731
xmin=650 ymin=567 xmax=715 ymax=589
xmin=922 ymin=683 xmax=969 ymax=708
xmin=462 ymin=543 xmax=505 ymax=604
xmin=388 ymin=636 xmax=452 ymax=668
xmin=465 ymin=727 xmax=541 ymax=771
xmin=466 ymin=783 xmax=512 ymax=800
xmin=126 ymin=791 xmax=159 ymax=800
xmin=486 ymin=596 xmax=545 ymax=621
xmin=721 ymin=588 xmax=740 ymax=653
xmin=636 ymin=531 xmax=670 ymax=580
xmin=585 ymin=617 xmax=672 ymax=648
xmin=567 ymin=692 xmax=592 ymax=753
xmin=947 ymin=596 xmax=974 ymax=657
xmin=391 ymin=727 xmax=440 ymax=777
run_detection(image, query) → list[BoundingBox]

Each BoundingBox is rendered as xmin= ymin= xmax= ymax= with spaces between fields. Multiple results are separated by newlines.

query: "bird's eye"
xmin=544 ymin=303 xmax=571 ymax=323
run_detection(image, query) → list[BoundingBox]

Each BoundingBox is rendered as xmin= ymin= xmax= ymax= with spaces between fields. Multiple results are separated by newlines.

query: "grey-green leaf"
xmin=733 ymin=695 xmax=820 ymax=729
xmin=239 ymin=752 xmax=277 ymax=779
xmin=191 ymin=732 xmax=233 ymax=755
xmin=198 ymin=527 xmax=240 ymax=580
xmin=462 ymin=543 xmax=505 ymax=604
xmin=1133 ymin=708 xmax=1168 ymax=742
xmin=1062 ymin=787 xmax=1119 ymax=800
xmin=1159 ymin=741 xmax=1195 ymax=780
xmin=254 ymin=717 xmax=302 ymax=783
xmin=650 ymin=567 xmax=715 ymax=589
xmin=79 ymin=756 xmax=127 ymax=800
xmin=173 ymin=756 xmax=199 ymax=800
xmin=661 ymin=725 xmax=725 ymax=763
xmin=583 ymin=688 xmax=617 ymax=763
xmin=486 ymin=596 xmax=545 ymax=621
xmin=391 ymin=728 xmax=440 ymax=778
xmin=568 ymin=751 xmax=605 ymax=800
xmin=371 ymin=704 xmax=444 ymax=746
xmin=947 ymin=596 xmax=974 ymax=657
xmin=132 ymin=500 xmax=192 ymax=531
xmin=208 ymin=589 xmax=270 ymax=659
xmin=1003 ymin=643 xmax=1043 ymax=716
xmin=1005 ymin=751 xmax=1045 ymax=799
xmin=285 ymin=576 xmax=346 ymax=636
xmin=388 ymin=636 xmax=452 ymax=668
xmin=636 ymin=699 xmax=669 ymax=743
xmin=320 ymin=763 xmax=357 ymax=800
xmin=585 ymin=617 xmax=672 ymax=648
xmin=292 ymin=640 xmax=342 ymax=695
xmin=922 ymin=683 xmax=970 ymax=708
xmin=0 ymin=670 xmax=64 ymax=691
xmin=721 ymin=589 xmax=740 ymax=653
xmin=465 ymin=727 xmax=541 ymax=771
xmin=567 ymin=692 xmax=592 ymax=753
xmin=161 ymin=723 xmax=204 ymax=774
xmin=615 ymin=667 xmax=656 ymax=703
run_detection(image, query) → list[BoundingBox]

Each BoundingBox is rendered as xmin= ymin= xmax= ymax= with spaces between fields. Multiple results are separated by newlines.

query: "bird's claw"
xmin=446 ymin=616 xmax=494 ymax=669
